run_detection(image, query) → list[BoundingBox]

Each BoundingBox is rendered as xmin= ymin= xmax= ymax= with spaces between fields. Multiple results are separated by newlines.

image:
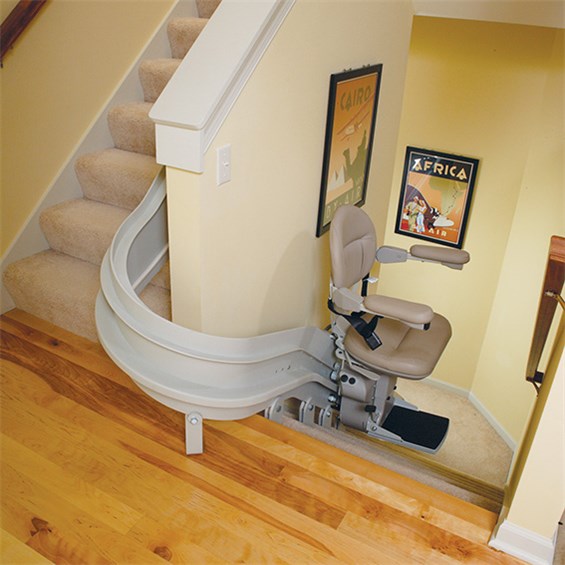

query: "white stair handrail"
xmin=149 ymin=0 xmax=295 ymax=172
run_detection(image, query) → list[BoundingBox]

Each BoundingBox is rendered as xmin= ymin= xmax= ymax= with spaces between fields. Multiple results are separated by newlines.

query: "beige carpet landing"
xmin=2 ymin=7 xmax=222 ymax=340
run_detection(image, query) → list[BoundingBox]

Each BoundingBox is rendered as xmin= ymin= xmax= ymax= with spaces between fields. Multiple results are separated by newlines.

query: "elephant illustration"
xmin=343 ymin=130 xmax=368 ymax=194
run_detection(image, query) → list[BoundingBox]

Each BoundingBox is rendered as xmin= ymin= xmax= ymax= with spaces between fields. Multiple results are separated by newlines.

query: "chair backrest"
xmin=330 ymin=205 xmax=376 ymax=289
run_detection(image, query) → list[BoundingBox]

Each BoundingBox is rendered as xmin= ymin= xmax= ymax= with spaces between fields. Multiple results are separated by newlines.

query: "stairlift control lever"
xmin=376 ymin=246 xmax=408 ymax=263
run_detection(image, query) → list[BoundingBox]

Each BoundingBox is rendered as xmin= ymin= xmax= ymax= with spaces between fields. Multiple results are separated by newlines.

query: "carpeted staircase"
xmin=3 ymin=0 xmax=221 ymax=342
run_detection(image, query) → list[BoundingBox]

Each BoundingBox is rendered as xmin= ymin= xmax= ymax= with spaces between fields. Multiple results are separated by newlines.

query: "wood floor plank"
xmin=339 ymin=511 xmax=520 ymax=564
xmin=195 ymin=425 xmax=347 ymax=529
xmin=1 ymin=528 xmax=53 ymax=565
xmin=1 ymin=372 xmax=197 ymax=523
xmin=126 ymin=513 xmax=237 ymax=565
xmin=2 ymin=462 xmax=123 ymax=565
xmin=1 ymin=311 xmax=523 ymax=564
xmin=207 ymin=419 xmax=493 ymax=545
xmin=1 ymin=312 xmax=139 ymax=392
xmin=244 ymin=411 xmax=498 ymax=531
xmin=3 ymin=309 xmax=102 ymax=357
xmin=1 ymin=433 xmax=142 ymax=534
xmin=0 ymin=361 xmax=377 ymax=563
xmin=128 ymin=504 xmax=342 ymax=565
xmin=0 ymin=328 xmax=183 ymax=450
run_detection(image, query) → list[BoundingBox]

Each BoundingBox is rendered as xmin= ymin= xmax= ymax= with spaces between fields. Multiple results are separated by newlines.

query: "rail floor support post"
xmin=185 ymin=412 xmax=203 ymax=454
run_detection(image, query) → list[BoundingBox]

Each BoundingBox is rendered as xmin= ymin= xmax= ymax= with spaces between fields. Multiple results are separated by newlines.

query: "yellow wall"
xmin=0 ymin=0 xmax=175 ymax=256
xmin=378 ymin=18 xmax=564 ymax=442
xmin=471 ymin=30 xmax=564 ymax=442
xmin=1 ymin=0 xmax=19 ymax=22
xmin=502 ymin=318 xmax=564 ymax=540
xmin=167 ymin=0 xmax=414 ymax=337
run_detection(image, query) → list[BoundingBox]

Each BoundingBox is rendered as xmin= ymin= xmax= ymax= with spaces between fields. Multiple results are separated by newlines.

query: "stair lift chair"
xmin=328 ymin=205 xmax=470 ymax=453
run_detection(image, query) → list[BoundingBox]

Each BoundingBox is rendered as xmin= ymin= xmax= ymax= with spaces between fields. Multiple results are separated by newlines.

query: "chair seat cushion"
xmin=344 ymin=313 xmax=452 ymax=380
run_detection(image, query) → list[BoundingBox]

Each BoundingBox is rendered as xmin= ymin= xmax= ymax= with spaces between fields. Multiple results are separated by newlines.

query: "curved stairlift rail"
xmin=96 ymin=170 xmax=337 ymax=453
xmin=95 ymin=0 xmax=340 ymax=454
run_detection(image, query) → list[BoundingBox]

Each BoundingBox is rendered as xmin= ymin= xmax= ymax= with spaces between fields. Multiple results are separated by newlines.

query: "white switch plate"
xmin=217 ymin=144 xmax=231 ymax=185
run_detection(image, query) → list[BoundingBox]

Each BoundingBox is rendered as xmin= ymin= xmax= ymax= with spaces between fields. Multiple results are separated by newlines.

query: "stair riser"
xmin=196 ymin=0 xmax=221 ymax=20
xmin=108 ymin=103 xmax=155 ymax=156
xmin=40 ymin=201 xmax=129 ymax=266
xmin=168 ymin=18 xmax=208 ymax=59
xmin=75 ymin=149 xmax=161 ymax=210
xmin=3 ymin=251 xmax=101 ymax=341
xmin=139 ymin=59 xmax=181 ymax=103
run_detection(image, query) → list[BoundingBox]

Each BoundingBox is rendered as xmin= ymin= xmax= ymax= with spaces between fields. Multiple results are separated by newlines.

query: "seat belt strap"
xmin=328 ymin=299 xmax=382 ymax=350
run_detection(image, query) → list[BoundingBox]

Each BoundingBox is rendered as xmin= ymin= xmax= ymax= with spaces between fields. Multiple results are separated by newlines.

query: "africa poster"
xmin=395 ymin=147 xmax=479 ymax=248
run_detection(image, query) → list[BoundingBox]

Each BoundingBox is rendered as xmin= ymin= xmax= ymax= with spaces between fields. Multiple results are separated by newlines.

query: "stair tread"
xmin=75 ymin=148 xmax=161 ymax=210
xmin=3 ymin=251 xmax=171 ymax=340
xmin=139 ymin=283 xmax=171 ymax=320
xmin=40 ymin=199 xmax=130 ymax=265
xmin=150 ymin=260 xmax=171 ymax=290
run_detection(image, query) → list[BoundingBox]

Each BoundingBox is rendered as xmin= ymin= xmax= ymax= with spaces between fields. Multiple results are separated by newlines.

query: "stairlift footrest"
xmin=369 ymin=406 xmax=449 ymax=454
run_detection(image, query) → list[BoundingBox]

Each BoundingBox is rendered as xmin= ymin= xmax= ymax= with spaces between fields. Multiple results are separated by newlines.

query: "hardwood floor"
xmin=0 ymin=309 xmax=523 ymax=564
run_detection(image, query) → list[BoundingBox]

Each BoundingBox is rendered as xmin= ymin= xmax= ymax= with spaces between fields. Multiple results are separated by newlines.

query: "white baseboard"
xmin=468 ymin=391 xmax=516 ymax=451
xmin=426 ymin=376 xmax=469 ymax=397
xmin=489 ymin=519 xmax=557 ymax=565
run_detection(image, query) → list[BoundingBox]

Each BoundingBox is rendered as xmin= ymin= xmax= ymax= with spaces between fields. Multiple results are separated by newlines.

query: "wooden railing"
xmin=1 ymin=0 xmax=48 ymax=65
xmin=526 ymin=235 xmax=565 ymax=392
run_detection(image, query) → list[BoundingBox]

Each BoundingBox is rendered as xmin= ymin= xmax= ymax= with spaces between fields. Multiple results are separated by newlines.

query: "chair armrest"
xmin=376 ymin=244 xmax=470 ymax=270
xmin=409 ymin=245 xmax=470 ymax=269
xmin=364 ymin=295 xmax=434 ymax=327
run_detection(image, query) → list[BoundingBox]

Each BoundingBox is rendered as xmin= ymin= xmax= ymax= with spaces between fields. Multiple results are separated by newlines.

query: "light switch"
xmin=217 ymin=144 xmax=231 ymax=185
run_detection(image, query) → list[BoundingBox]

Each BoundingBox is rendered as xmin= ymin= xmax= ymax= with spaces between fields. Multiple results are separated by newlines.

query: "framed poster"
xmin=316 ymin=64 xmax=382 ymax=237
xmin=395 ymin=147 xmax=479 ymax=249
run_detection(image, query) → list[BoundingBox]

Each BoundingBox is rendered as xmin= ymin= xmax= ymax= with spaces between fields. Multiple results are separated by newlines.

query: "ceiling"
xmin=412 ymin=0 xmax=565 ymax=29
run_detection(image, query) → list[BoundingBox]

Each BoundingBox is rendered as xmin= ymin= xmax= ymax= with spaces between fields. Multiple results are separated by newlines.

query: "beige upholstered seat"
xmin=330 ymin=204 xmax=451 ymax=379
xmin=344 ymin=313 xmax=451 ymax=379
